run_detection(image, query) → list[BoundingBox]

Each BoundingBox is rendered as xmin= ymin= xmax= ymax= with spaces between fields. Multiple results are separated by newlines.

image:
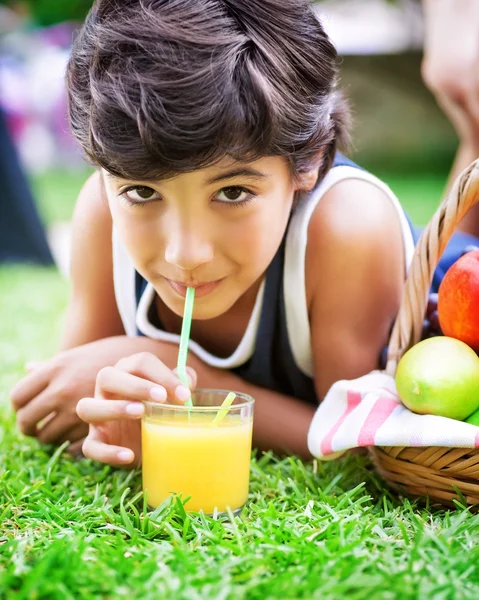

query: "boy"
xmin=11 ymin=0 xmax=422 ymax=464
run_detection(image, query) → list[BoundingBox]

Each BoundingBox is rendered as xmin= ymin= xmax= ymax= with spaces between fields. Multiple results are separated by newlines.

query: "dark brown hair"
xmin=66 ymin=0 xmax=350 ymax=182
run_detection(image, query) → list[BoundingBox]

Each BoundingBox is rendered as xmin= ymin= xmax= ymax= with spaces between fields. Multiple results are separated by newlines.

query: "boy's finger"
xmin=67 ymin=438 xmax=85 ymax=459
xmin=37 ymin=414 xmax=85 ymax=446
xmin=115 ymin=353 xmax=191 ymax=405
xmin=82 ymin=436 xmax=136 ymax=466
xmin=62 ymin=424 xmax=88 ymax=448
xmin=10 ymin=368 xmax=50 ymax=411
xmin=77 ymin=397 xmax=145 ymax=424
xmin=95 ymin=367 xmax=167 ymax=403
xmin=172 ymin=366 xmax=197 ymax=390
xmin=15 ymin=390 xmax=58 ymax=435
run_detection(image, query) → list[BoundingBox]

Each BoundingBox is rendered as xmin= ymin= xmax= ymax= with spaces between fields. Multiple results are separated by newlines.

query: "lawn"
xmin=2 ymin=168 xmax=479 ymax=598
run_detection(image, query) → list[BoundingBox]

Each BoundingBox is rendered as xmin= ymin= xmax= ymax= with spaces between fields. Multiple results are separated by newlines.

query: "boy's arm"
xmin=10 ymin=171 xmax=125 ymax=447
xmin=61 ymin=170 xmax=125 ymax=349
xmin=186 ymin=352 xmax=316 ymax=459
xmin=306 ymin=179 xmax=405 ymax=401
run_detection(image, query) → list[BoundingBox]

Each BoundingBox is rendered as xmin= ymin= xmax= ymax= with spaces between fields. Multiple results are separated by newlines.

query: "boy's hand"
xmin=421 ymin=0 xmax=479 ymax=149
xmin=10 ymin=345 xmax=108 ymax=452
xmin=9 ymin=337 xmax=187 ymax=455
xmin=77 ymin=353 xmax=196 ymax=467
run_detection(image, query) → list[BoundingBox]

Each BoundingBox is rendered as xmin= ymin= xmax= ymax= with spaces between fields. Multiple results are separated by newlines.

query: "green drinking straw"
xmin=177 ymin=287 xmax=196 ymax=407
xmin=211 ymin=392 xmax=237 ymax=427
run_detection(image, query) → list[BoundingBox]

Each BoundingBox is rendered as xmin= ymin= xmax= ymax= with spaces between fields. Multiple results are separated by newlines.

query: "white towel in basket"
xmin=307 ymin=371 xmax=479 ymax=460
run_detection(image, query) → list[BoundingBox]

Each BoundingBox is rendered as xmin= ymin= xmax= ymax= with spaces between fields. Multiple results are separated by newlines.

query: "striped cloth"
xmin=307 ymin=371 xmax=479 ymax=460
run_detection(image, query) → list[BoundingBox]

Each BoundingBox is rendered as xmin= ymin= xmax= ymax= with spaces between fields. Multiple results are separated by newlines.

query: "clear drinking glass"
xmin=141 ymin=389 xmax=254 ymax=515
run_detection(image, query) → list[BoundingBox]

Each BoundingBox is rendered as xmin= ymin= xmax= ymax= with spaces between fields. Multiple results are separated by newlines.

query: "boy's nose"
xmin=164 ymin=230 xmax=214 ymax=271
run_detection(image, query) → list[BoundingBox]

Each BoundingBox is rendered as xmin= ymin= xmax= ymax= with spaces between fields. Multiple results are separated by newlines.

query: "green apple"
xmin=466 ymin=408 xmax=479 ymax=426
xmin=395 ymin=337 xmax=479 ymax=420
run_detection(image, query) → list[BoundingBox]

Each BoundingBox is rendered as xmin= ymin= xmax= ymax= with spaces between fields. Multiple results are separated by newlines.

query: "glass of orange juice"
xmin=141 ymin=389 xmax=254 ymax=515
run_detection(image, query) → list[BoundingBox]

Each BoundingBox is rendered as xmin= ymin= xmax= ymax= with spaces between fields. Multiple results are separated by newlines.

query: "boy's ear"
xmin=295 ymin=168 xmax=320 ymax=192
xmin=294 ymin=151 xmax=326 ymax=192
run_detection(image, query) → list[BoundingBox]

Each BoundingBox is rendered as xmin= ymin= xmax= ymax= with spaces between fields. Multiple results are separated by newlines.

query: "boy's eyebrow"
xmin=206 ymin=168 xmax=269 ymax=185
xmin=105 ymin=167 xmax=269 ymax=184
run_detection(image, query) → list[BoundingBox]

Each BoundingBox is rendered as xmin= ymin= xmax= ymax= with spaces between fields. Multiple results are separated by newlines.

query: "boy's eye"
xmin=215 ymin=186 xmax=253 ymax=204
xmin=123 ymin=186 xmax=161 ymax=204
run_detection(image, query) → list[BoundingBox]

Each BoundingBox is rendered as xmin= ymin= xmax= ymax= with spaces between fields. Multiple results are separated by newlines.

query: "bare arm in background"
xmin=421 ymin=0 xmax=479 ymax=235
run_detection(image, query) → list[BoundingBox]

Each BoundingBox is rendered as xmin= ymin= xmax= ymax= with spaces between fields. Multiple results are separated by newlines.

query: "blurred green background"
xmin=0 ymin=0 xmax=91 ymax=26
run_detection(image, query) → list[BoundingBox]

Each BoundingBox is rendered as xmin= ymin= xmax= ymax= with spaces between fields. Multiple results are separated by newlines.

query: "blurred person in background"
xmin=421 ymin=0 xmax=479 ymax=236
xmin=0 ymin=0 xmax=53 ymax=264
xmin=0 ymin=105 xmax=53 ymax=264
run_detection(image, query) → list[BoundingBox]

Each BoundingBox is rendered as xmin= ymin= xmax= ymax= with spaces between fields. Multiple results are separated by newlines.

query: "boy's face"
xmin=103 ymin=156 xmax=311 ymax=320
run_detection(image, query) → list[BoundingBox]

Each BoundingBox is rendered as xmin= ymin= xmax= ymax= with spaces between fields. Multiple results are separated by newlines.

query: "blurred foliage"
xmin=340 ymin=53 xmax=457 ymax=176
xmin=0 ymin=0 xmax=92 ymax=26
xmin=29 ymin=1 xmax=92 ymax=26
xmin=2 ymin=0 xmax=421 ymax=27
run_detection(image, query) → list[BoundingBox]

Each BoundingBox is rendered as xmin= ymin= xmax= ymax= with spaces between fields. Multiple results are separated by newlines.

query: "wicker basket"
xmin=369 ymin=158 xmax=479 ymax=508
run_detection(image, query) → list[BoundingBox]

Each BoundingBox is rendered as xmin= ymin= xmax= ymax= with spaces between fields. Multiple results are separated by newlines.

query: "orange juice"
xmin=141 ymin=391 xmax=254 ymax=514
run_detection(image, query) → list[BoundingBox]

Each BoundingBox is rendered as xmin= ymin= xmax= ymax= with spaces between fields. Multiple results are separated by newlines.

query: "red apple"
xmin=438 ymin=250 xmax=479 ymax=351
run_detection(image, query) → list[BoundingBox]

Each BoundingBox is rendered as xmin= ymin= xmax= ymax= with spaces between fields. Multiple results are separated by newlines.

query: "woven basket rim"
xmin=371 ymin=158 xmax=479 ymax=506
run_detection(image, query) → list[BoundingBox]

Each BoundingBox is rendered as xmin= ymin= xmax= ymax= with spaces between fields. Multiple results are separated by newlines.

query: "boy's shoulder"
xmin=303 ymin=172 xmax=406 ymax=308
xmin=308 ymin=174 xmax=400 ymax=242
xmin=69 ymin=169 xmax=114 ymax=283
xmin=73 ymin=170 xmax=110 ymax=221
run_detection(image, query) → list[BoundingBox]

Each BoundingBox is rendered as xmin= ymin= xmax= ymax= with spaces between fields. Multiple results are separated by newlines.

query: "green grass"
xmin=2 ymin=266 xmax=479 ymax=598
xmin=379 ymin=172 xmax=448 ymax=226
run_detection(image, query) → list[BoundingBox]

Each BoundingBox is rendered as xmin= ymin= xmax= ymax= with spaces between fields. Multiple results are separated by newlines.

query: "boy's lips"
xmin=164 ymin=277 xmax=225 ymax=298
